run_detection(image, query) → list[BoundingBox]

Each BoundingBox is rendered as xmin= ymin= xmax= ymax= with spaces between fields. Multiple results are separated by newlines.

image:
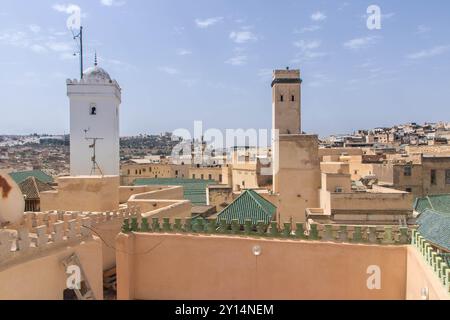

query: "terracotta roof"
xmin=18 ymin=176 xmax=54 ymax=200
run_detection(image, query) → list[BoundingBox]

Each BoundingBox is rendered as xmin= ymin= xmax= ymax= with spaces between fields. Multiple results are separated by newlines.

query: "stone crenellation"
xmin=66 ymin=78 xmax=120 ymax=87
xmin=0 ymin=205 xmax=141 ymax=264
xmin=412 ymin=230 xmax=450 ymax=294
xmin=121 ymin=217 xmax=412 ymax=245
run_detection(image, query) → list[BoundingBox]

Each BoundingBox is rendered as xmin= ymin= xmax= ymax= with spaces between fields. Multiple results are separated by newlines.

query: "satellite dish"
xmin=0 ymin=170 xmax=25 ymax=225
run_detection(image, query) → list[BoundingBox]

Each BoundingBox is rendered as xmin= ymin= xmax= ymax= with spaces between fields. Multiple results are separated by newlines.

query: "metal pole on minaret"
xmin=80 ymin=26 xmax=84 ymax=79
xmin=73 ymin=26 xmax=84 ymax=79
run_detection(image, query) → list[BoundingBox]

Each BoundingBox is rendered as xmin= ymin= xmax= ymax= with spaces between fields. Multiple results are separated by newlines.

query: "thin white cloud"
xmin=229 ymin=30 xmax=257 ymax=44
xmin=293 ymin=40 xmax=321 ymax=50
xmin=308 ymin=73 xmax=333 ymax=88
xmin=195 ymin=17 xmax=223 ymax=28
xmin=406 ymin=45 xmax=450 ymax=60
xmin=292 ymin=40 xmax=327 ymax=63
xmin=416 ymin=25 xmax=431 ymax=35
xmin=338 ymin=2 xmax=350 ymax=11
xmin=0 ymin=31 xmax=31 ymax=48
xmin=225 ymin=55 xmax=247 ymax=66
xmin=100 ymin=0 xmax=126 ymax=6
xmin=29 ymin=25 xmax=41 ymax=34
xmin=294 ymin=25 xmax=321 ymax=34
xmin=257 ymin=68 xmax=273 ymax=80
xmin=173 ymin=26 xmax=185 ymax=35
xmin=177 ymin=49 xmax=192 ymax=56
xmin=52 ymin=3 xmax=80 ymax=14
xmin=30 ymin=44 xmax=47 ymax=54
xmin=45 ymin=41 xmax=73 ymax=52
xmin=311 ymin=11 xmax=327 ymax=22
xmin=344 ymin=36 xmax=380 ymax=50
xmin=0 ymin=24 xmax=82 ymax=62
xmin=181 ymin=78 xmax=199 ymax=87
xmin=158 ymin=66 xmax=179 ymax=75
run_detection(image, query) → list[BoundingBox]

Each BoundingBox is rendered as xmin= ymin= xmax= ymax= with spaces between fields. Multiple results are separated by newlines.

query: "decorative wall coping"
xmin=412 ymin=230 xmax=450 ymax=294
xmin=0 ymin=205 xmax=141 ymax=265
xmin=121 ymin=218 xmax=412 ymax=246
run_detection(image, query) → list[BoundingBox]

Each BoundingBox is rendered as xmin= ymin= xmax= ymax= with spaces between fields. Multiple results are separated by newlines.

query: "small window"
xmin=201 ymin=174 xmax=204 ymax=180
xmin=192 ymin=174 xmax=196 ymax=179
xmin=291 ymin=95 xmax=295 ymax=102
xmin=406 ymin=188 xmax=412 ymax=193
xmin=90 ymin=104 xmax=97 ymax=115
xmin=127 ymin=170 xmax=130 ymax=175
xmin=446 ymin=170 xmax=450 ymax=185
xmin=219 ymin=174 xmax=223 ymax=183
xmin=404 ymin=166 xmax=412 ymax=177
xmin=335 ymin=187 xmax=343 ymax=193
xmin=208 ymin=174 xmax=212 ymax=180
xmin=280 ymin=95 xmax=284 ymax=102
xmin=431 ymin=170 xmax=437 ymax=185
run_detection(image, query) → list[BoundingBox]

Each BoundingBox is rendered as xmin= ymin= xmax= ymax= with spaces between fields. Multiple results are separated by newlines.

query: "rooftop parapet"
xmin=412 ymin=230 xmax=450 ymax=294
xmin=120 ymin=218 xmax=412 ymax=246
xmin=0 ymin=205 xmax=141 ymax=265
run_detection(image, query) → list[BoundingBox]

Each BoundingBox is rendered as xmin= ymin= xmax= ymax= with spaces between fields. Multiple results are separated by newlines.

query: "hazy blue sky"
xmin=0 ymin=0 xmax=449 ymax=137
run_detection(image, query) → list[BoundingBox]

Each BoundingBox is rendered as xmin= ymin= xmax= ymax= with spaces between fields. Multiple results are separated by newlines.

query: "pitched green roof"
xmin=415 ymin=194 xmax=450 ymax=251
xmin=133 ymin=178 xmax=215 ymax=206
xmin=9 ymin=170 xmax=54 ymax=185
xmin=217 ymin=190 xmax=276 ymax=225
xmin=417 ymin=209 xmax=450 ymax=251
xmin=415 ymin=194 xmax=450 ymax=215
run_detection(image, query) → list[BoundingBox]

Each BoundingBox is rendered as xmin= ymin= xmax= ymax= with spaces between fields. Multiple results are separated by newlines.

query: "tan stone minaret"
xmin=272 ymin=68 xmax=302 ymax=135
xmin=272 ymin=68 xmax=320 ymax=223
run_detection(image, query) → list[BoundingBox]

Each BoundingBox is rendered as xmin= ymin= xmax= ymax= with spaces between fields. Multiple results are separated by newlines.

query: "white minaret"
xmin=67 ymin=58 xmax=121 ymax=176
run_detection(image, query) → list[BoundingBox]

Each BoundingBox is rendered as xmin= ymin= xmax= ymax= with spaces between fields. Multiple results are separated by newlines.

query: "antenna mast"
xmin=86 ymin=137 xmax=104 ymax=176
xmin=73 ymin=26 xmax=84 ymax=79
xmin=84 ymin=128 xmax=104 ymax=176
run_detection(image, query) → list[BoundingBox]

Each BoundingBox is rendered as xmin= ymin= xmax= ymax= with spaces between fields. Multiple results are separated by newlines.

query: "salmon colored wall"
xmin=0 ymin=238 xmax=103 ymax=300
xmin=40 ymin=176 xmax=120 ymax=212
xmin=117 ymin=233 xmax=407 ymax=300
xmin=406 ymin=246 xmax=450 ymax=300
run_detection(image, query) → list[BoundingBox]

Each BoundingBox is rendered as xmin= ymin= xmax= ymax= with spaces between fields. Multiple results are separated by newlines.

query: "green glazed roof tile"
xmin=133 ymin=178 xmax=216 ymax=205
xmin=9 ymin=170 xmax=54 ymax=185
xmin=217 ymin=190 xmax=277 ymax=225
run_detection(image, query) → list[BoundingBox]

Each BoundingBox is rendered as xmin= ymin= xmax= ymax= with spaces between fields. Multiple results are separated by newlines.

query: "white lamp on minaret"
xmin=67 ymin=55 xmax=122 ymax=176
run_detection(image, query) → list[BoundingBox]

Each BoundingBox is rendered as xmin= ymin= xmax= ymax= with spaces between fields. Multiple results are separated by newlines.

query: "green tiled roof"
xmin=217 ymin=190 xmax=276 ymax=225
xmin=417 ymin=209 xmax=450 ymax=251
xmin=414 ymin=194 xmax=450 ymax=215
xmin=133 ymin=178 xmax=216 ymax=206
xmin=9 ymin=170 xmax=54 ymax=185
xmin=415 ymin=194 xmax=450 ymax=251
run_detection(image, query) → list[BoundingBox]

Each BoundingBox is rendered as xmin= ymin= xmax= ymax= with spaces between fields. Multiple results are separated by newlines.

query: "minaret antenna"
xmin=83 ymin=129 xmax=104 ymax=176
xmin=86 ymin=137 xmax=104 ymax=176
xmin=72 ymin=26 xmax=84 ymax=79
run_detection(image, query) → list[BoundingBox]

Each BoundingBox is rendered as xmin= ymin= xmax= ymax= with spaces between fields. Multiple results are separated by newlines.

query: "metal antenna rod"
xmin=80 ymin=26 xmax=83 ymax=79
xmin=86 ymin=137 xmax=104 ymax=176
xmin=73 ymin=26 xmax=84 ymax=79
